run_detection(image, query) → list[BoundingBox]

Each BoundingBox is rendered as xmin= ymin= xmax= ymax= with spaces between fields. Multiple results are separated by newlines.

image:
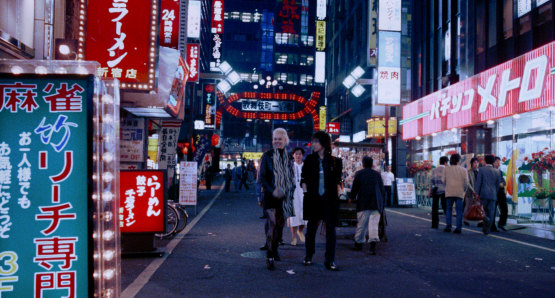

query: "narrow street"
xmin=122 ymin=180 xmax=554 ymax=297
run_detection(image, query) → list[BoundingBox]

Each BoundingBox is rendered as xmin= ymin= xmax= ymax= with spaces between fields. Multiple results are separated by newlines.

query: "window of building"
xmin=503 ymin=0 xmax=514 ymax=39
xmin=299 ymin=55 xmax=314 ymax=66
xmin=301 ymin=35 xmax=314 ymax=46
xmin=488 ymin=0 xmax=498 ymax=48
xmin=476 ymin=0 xmax=486 ymax=54
xmin=275 ymin=33 xmax=299 ymax=45
xmin=275 ymin=53 xmax=299 ymax=65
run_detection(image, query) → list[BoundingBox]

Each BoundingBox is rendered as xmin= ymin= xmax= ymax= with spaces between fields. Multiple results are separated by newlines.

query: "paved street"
xmin=122 ymin=179 xmax=554 ymax=297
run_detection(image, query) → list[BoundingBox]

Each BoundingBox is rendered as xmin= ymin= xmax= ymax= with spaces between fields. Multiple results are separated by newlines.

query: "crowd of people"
xmin=430 ymin=154 xmax=507 ymax=234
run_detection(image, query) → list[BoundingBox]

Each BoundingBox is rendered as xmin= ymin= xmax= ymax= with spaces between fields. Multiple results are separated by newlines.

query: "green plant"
xmin=534 ymin=188 xmax=549 ymax=199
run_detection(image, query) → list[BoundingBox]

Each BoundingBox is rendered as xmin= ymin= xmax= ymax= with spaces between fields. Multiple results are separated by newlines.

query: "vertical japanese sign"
xmin=315 ymin=21 xmax=326 ymax=51
xmin=203 ymin=84 xmax=216 ymax=128
xmin=167 ymin=56 xmax=189 ymax=117
xmin=277 ymin=0 xmax=300 ymax=35
xmin=157 ymin=120 xmax=181 ymax=180
xmin=186 ymin=44 xmax=199 ymax=82
xmin=368 ymin=0 xmax=378 ymax=65
xmin=0 ymin=75 xmax=94 ymax=297
xmin=160 ymin=0 xmax=181 ymax=49
xmin=83 ymin=0 xmax=158 ymax=89
xmin=119 ymin=170 xmax=166 ymax=233
xmin=120 ymin=118 xmax=145 ymax=163
xmin=377 ymin=31 xmax=401 ymax=105
xmin=378 ymin=0 xmax=402 ymax=31
xmin=187 ymin=0 xmax=201 ymax=39
xmin=211 ymin=0 xmax=224 ymax=34
xmin=179 ymin=162 xmax=198 ymax=205
xmin=319 ymin=106 xmax=326 ymax=130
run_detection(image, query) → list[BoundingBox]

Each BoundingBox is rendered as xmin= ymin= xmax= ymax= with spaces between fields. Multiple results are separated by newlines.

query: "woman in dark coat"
xmin=301 ymin=131 xmax=343 ymax=271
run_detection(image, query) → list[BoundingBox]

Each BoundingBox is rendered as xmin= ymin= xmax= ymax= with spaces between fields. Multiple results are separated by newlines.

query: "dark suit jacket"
xmin=260 ymin=148 xmax=293 ymax=209
xmin=475 ymin=165 xmax=502 ymax=201
xmin=301 ymin=152 xmax=343 ymax=221
xmin=349 ymin=168 xmax=385 ymax=212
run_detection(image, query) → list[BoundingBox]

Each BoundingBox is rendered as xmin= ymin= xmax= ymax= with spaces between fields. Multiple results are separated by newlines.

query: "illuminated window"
xmin=300 ymin=55 xmax=314 ymax=66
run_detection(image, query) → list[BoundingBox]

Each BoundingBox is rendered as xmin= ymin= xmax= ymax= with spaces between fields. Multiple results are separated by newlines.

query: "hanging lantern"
xmin=211 ymin=134 xmax=220 ymax=146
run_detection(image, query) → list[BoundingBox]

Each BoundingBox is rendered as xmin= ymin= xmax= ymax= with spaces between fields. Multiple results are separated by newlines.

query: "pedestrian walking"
xmin=430 ymin=156 xmax=448 ymax=229
xmin=475 ymin=155 xmax=503 ymax=234
xmin=301 ymin=131 xmax=343 ymax=271
xmin=493 ymin=157 xmax=508 ymax=231
xmin=463 ymin=157 xmax=480 ymax=224
xmin=240 ymin=161 xmax=250 ymax=190
xmin=204 ymin=161 xmax=213 ymax=190
xmin=232 ymin=161 xmax=242 ymax=192
xmin=381 ymin=165 xmax=395 ymax=207
xmin=259 ymin=128 xmax=295 ymax=270
xmin=224 ymin=164 xmax=232 ymax=192
xmin=442 ymin=154 xmax=473 ymax=234
xmin=289 ymin=147 xmax=307 ymax=246
xmin=349 ymin=156 xmax=385 ymax=255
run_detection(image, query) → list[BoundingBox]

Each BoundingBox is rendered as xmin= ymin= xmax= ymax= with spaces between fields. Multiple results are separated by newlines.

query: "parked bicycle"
xmin=155 ymin=200 xmax=188 ymax=239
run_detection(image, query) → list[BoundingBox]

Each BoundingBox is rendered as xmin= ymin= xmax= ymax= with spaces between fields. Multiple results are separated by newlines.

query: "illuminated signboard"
xmin=368 ymin=0 xmax=378 ymax=65
xmin=378 ymin=0 xmax=401 ymax=31
xmin=327 ymin=122 xmax=340 ymax=134
xmin=278 ymin=0 xmax=300 ymax=34
xmin=243 ymin=152 xmax=264 ymax=160
xmin=119 ymin=170 xmax=166 ymax=233
xmin=187 ymin=0 xmax=201 ymax=38
xmin=367 ymin=117 xmax=397 ymax=138
xmin=517 ymin=0 xmax=532 ymax=17
xmin=319 ymin=106 xmax=326 ymax=130
xmin=316 ymin=0 xmax=327 ymax=20
xmin=210 ymin=34 xmax=222 ymax=71
xmin=160 ymin=0 xmax=181 ymax=49
xmin=316 ymin=21 xmax=326 ymax=51
xmin=315 ymin=51 xmax=325 ymax=83
xmin=377 ymin=31 xmax=401 ymax=105
xmin=82 ymin=0 xmax=158 ymax=89
xmin=212 ymin=0 xmax=224 ymax=33
xmin=0 ymin=74 xmax=95 ymax=297
xmin=186 ymin=44 xmax=199 ymax=82
xmin=401 ymin=40 xmax=555 ymax=140
xmin=241 ymin=100 xmax=295 ymax=112
xmin=167 ymin=56 xmax=188 ymax=117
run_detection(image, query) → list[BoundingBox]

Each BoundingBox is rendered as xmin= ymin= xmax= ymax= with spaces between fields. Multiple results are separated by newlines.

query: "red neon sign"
xmin=212 ymin=0 xmax=224 ymax=34
xmin=160 ymin=0 xmax=181 ymax=49
xmin=83 ymin=0 xmax=158 ymax=89
xmin=278 ymin=0 xmax=300 ymax=34
xmin=402 ymin=40 xmax=555 ymax=140
xmin=119 ymin=170 xmax=166 ymax=233
xmin=186 ymin=44 xmax=200 ymax=82
xmin=327 ymin=122 xmax=340 ymax=134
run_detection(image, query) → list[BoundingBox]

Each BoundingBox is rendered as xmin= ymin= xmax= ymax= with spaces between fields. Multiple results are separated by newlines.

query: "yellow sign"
xmin=316 ymin=21 xmax=326 ymax=51
xmin=319 ymin=106 xmax=326 ymax=131
xmin=242 ymin=152 xmax=263 ymax=160
xmin=367 ymin=117 xmax=397 ymax=138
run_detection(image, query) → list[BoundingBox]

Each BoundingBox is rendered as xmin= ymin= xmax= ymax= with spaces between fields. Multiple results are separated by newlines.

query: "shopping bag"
xmin=463 ymin=197 xmax=485 ymax=221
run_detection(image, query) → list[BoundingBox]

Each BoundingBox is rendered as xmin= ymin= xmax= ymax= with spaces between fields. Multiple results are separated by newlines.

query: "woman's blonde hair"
xmin=272 ymin=127 xmax=289 ymax=145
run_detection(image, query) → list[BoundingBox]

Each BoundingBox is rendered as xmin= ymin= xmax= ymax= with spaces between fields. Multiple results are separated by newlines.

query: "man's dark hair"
xmin=494 ymin=156 xmax=501 ymax=162
xmin=470 ymin=157 xmax=479 ymax=165
xmin=449 ymin=154 xmax=461 ymax=165
xmin=312 ymin=131 xmax=331 ymax=153
xmin=362 ymin=156 xmax=373 ymax=169
xmin=292 ymin=147 xmax=305 ymax=155
xmin=439 ymin=156 xmax=449 ymax=165
xmin=485 ymin=155 xmax=495 ymax=164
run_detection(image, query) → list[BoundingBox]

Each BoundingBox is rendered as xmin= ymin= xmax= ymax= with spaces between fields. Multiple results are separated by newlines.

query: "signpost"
xmin=179 ymin=161 xmax=198 ymax=214
xmin=396 ymin=178 xmax=417 ymax=206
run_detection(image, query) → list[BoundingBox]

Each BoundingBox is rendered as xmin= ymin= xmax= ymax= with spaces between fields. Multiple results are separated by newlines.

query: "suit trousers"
xmin=354 ymin=210 xmax=381 ymax=243
xmin=305 ymin=199 xmax=337 ymax=263
xmin=384 ymin=186 xmax=392 ymax=207
xmin=496 ymin=190 xmax=508 ymax=227
xmin=431 ymin=193 xmax=446 ymax=228
xmin=265 ymin=208 xmax=284 ymax=259
xmin=482 ymin=199 xmax=497 ymax=233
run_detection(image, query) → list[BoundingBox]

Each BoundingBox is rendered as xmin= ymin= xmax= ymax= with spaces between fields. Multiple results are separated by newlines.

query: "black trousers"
xmin=224 ymin=179 xmax=231 ymax=192
xmin=384 ymin=186 xmax=392 ymax=207
xmin=496 ymin=189 xmax=508 ymax=227
xmin=265 ymin=208 xmax=284 ymax=259
xmin=432 ymin=193 xmax=446 ymax=228
xmin=305 ymin=200 xmax=337 ymax=263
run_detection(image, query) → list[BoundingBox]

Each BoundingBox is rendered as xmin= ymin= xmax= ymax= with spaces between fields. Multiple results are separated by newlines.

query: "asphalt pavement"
xmin=121 ymin=178 xmax=554 ymax=297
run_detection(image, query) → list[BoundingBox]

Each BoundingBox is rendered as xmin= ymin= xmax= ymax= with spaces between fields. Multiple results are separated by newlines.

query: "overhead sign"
xmin=179 ymin=161 xmax=198 ymax=205
xmin=378 ymin=0 xmax=402 ymax=31
xmin=83 ymin=0 xmax=158 ymax=89
xmin=241 ymin=100 xmax=295 ymax=112
xmin=187 ymin=0 xmax=201 ymax=38
xmin=160 ymin=0 xmax=181 ymax=49
xmin=367 ymin=117 xmax=397 ymax=138
xmin=402 ymin=40 xmax=555 ymax=140
xmin=242 ymin=152 xmax=264 ymax=160
xmin=316 ymin=21 xmax=326 ymax=51
xmin=211 ymin=0 xmax=224 ymax=34
xmin=377 ymin=31 xmax=401 ymax=105
xmin=0 ymin=75 xmax=94 ymax=297
xmin=327 ymin=122 xmax=340 ymax=134
xmin=186 ymin=44 xmax=199 ymax=82
xmin=119 ymin=170 xmax=166 ymax=233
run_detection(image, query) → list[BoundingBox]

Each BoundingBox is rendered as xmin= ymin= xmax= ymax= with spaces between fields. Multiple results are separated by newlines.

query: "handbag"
xmin=463 ymin=197 xmax=485 ymax=221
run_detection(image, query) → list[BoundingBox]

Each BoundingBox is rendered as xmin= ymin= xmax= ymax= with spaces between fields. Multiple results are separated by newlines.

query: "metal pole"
xmin=385 ymin=106 xmax=389 ymax=166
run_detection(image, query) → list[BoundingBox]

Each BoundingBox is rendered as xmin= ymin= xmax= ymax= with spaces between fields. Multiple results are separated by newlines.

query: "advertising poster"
xmin=0 ymin=74 xmax=94 ymax=297
xmin=179 ymin=161 xmax=198 ymax=205
xmin=396 ymin=178 xmax=417 ymax=206
xmin=119 ymin=170 xmax=166 ymax=233
xmin=120 ymin=118 xmax=145 ymax=162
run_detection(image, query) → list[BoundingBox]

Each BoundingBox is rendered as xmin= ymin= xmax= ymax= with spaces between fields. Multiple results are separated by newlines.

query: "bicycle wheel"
xmin=155 ymin=205 xmax=178 ymax=239
xmin=174 ymin=205 xmax=188 ymax=234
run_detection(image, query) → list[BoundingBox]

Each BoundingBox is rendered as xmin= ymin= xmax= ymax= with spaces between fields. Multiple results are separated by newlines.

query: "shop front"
xmin=401 ymin=40 xmax=555 ymax=225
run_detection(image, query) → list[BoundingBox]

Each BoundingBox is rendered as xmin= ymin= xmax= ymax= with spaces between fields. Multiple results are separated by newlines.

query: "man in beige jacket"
xmin=442 ymin=154 xmax=473 ymax=234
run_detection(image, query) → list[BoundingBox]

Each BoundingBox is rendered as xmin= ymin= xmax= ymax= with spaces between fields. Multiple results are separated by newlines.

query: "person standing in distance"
xmin=442 ymin=153 xmax=472 ymax=234
xmin=349 ymin=156 xmax=385 ymax=255
xmin=259 ymin=128 xmax=295 ymax=270
xmin=493 ymin=157 xmax=508 ymax=231
xmin=381 ymin=165 xmax=395 ymax=207
xmin=430 ymin=156 xmax=448 ymax=229
xmin=475 ymin=155 xmax=503 ymax=234
xmin=301 ymin=131 xmax=343 ymax=271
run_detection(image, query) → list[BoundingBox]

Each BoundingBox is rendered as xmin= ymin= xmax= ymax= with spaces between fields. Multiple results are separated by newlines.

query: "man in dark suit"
xmin=349 ymin=156 xmax=385 ymax=255
xmin=301 ymin=131 xmax=343 ymax=271
xmin=475 ymin=155 xmax=503 ymax=235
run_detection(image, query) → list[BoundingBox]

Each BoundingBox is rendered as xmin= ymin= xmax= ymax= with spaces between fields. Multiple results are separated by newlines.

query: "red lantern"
xmin=211 ymin=134 xmax=220 ymax=146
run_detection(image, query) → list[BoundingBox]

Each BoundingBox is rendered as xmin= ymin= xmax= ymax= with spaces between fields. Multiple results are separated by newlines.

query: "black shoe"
xmin=482 ymin=221 xmax=489 ymax=235
xmin=499 ymin=226 xmax=507 ymax=231
xmin=453 ymin=229 xmax=462 ymax=234
xmin=477 ymin=222 xmax=484 ymax=228
xmin=490 ymin=227 xmax=499 ymax=232
xmin=463 ymin=221 xmax=470 ymax=226
xmin=266 ymin=258 xmax=275 ymax=270
xmin=274 ymin=253 xmax=281 ymax=261
xmin=259 ymin=245 xmax=268 ymax=251
xmin=354 ymin=242 xmax=363 ymax=250
xmin=279 ymin=240 xmax=285 ymax=246
xmin=369 ymin=241 xmax=377 ymax=255
xmin=443 ymin=228 xmax=451 ymax=233
xmin=259 ymin=216 xmax=267 ymax=219
xmin=324 ymin=262 xmax=339 ymax=271
xmin=431 ymin=225 xmax=438 ymax=229
xmin=380 ymin=235 xmax=388 ymax=243
xmin=302 ymin=256 xmax=312 ymax=266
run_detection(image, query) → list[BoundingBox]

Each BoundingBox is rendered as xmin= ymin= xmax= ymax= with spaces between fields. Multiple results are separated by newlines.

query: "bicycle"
xmin=155 ymin=200 xmax=189 ymax=239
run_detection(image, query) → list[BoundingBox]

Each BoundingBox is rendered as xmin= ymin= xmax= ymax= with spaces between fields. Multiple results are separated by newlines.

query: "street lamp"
xmin=216 ymin=61 xmax=241 ymax=93
xmin=342 ymin=66 xmax=366 ymax=97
